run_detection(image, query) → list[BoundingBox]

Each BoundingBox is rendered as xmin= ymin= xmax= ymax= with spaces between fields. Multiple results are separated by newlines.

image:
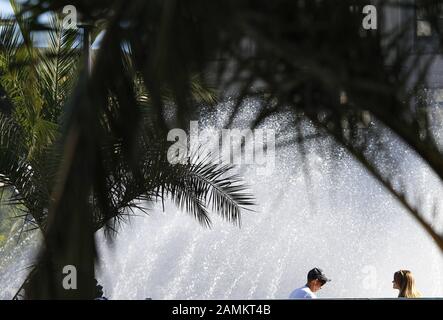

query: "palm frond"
xmin=37 ymin=13 xmax=80 ymax=122
xmin=159 ymin=153 xmax=255 ymax=228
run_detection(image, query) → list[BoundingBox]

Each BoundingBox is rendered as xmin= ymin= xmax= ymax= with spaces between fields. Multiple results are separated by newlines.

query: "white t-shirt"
xmin=288 ymin=285 xmax=317 ymax=299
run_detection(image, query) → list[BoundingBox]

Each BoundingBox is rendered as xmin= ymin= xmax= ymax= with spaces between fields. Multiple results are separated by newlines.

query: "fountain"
xmin=0 ymin=99 xmax=442 ymax=299
xmin=94 ymin=99 xmax=443 ymax=299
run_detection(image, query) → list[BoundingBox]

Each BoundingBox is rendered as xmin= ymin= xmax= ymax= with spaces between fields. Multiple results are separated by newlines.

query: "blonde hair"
xmin=394 ymin=270 xmax=421 ymax=298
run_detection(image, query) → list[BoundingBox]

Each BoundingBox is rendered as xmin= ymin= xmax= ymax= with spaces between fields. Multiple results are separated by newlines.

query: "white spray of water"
xmin=96 ymin=99 xmax=443 ymax=299
xmin=0 ymin=99 xmax=442 ymax=299
xmin=0 ymin=228 xmax=40 ymax=299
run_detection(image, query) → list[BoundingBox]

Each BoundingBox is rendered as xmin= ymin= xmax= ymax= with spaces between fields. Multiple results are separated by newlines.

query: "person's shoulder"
xmin=289 ymin=287 xmax=300 ymax=299
xmin=289 ymin=286 xmax=308 ymax=299
xmin=293 ymin=286 xmax=317 ymax=299
xmin=300 ymin=287 xmax=315 ymax=298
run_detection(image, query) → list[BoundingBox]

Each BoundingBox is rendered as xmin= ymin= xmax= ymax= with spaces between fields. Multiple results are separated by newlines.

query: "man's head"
xmin=306 ymin=268 xmax=331 ymax=292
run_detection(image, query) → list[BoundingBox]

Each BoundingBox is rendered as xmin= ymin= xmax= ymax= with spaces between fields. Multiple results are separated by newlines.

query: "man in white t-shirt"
xmin=289 ymin=268 xmax=331 ymax=299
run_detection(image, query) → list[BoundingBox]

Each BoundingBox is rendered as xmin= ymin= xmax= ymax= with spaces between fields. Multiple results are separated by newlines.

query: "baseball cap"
xmin=307 ymin=267 xmax=331 ymax=283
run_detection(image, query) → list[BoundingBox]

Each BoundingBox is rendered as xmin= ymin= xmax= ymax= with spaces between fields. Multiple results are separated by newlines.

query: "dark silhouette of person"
xmin=94 ymin=279 xmax=108 ymax=300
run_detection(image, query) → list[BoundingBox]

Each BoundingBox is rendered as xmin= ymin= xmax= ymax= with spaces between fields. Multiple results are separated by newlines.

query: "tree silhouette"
xmin=0 ymin=1 xmax=254 ymax=299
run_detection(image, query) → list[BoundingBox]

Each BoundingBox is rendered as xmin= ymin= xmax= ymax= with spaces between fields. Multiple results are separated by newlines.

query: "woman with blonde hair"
xmin=392 ymin=270 xmax=421 ymax=298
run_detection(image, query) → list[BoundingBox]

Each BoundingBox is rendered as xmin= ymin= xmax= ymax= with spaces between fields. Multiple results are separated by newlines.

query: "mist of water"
xmin=0 ymin=228 xmax=40 ymax=299
xmin=96 ymin=99 xmax=443 ymax=299
xmin=1 ymin=99 xmax=442 ymax=299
